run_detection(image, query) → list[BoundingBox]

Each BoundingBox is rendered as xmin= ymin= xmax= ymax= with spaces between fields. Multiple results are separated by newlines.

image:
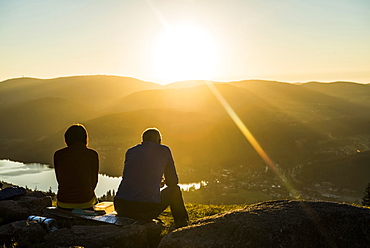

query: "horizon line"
xmin=0 ymin=74 xmax=369 ymax=85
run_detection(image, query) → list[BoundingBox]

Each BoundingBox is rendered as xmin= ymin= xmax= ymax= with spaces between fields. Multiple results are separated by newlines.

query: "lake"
xmin=0 ymin=159 xmax=206 ymax=197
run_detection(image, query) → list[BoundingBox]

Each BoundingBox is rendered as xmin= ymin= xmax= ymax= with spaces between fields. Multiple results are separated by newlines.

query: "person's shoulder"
xmin=125 ymin=144 xmax=141 ymax=154
xmin=158 ymin=144 xmax=172 ymax=153
xmin=159 ymin=144 xmax=170 ymax=149
xmin=128 ymin=143 xmax=141 ymax=150
xmin=86 ymin=147 xmax=98 ymax=155
xmin=54 ymin=147 xmax=68 ymax=156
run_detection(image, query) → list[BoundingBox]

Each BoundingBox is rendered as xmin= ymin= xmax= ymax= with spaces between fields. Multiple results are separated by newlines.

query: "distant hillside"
xmin=0 ymin=76 xmax=369 ymax=202
xmin=298 ymin=150 xmax=370 ymax=191
xmin=106 ymin=84 xmax=235 ymax=114
xmin=301 ymin=81 xmax=370 ymax=105
xmin=0 ymin=97 xmax=98 ymax=139
xmin=0 ymin=75 xmax=160 ymax=108
xmin=163 ymin=80 xmax=222 ymax=89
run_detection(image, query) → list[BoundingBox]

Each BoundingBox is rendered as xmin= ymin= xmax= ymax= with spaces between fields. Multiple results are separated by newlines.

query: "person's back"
xmin=114 ymin=128 xmax=188 ymax=227
xmin=116 ymin=141 xmax=178 ymax=203
xmin=54 ymin=124 xmax=99 ymax=210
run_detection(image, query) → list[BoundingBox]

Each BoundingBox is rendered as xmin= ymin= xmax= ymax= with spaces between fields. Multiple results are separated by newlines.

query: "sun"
xmin=151 ymin=25 xmax=219 ymax=83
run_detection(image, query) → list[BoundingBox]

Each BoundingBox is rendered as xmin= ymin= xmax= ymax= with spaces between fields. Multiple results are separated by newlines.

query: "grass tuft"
xmin=159 ymin=203 xmax=247 ymax=226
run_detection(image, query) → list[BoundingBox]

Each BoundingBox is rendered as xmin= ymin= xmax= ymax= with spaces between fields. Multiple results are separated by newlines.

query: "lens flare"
xmin=205 ymin=80 xmax=298 ymax=198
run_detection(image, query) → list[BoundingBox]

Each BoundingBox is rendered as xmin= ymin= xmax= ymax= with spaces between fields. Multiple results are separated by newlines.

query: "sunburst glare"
xmin=152 ymin=25 xmax=219 ymax=83
xmin=205 ymin=80 xmax=299 ymax=198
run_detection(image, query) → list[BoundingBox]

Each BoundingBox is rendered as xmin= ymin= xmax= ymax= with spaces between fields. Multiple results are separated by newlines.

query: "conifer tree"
xmin=361 ymin=182 xmax=370 ymax=206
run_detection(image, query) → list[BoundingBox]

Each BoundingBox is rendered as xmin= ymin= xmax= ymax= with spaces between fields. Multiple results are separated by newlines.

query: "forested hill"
xmin=1 ymin=76 xmax=369 ymax=199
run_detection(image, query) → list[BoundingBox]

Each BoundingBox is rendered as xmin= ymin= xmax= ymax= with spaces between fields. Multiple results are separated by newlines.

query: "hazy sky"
xmin=1 ymin=0 xmax=369 ymax=84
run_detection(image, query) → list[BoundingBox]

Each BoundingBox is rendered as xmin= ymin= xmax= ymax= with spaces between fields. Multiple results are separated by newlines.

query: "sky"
xmin=1 ymin=0 xmax=370 ymax=84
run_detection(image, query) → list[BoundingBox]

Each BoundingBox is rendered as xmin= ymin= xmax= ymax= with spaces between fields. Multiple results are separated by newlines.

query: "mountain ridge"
xmin=1 ymin=75 xmax=369 ymax=203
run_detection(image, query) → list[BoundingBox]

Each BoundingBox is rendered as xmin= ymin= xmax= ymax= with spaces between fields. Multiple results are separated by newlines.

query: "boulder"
xmin=159 ymin=200 xmax=370 ymax=248
xmin=44 ymin=224 xmax=149 ymax=248
xmin=1 ymin=215 xmax=164 ymax=248
xmin=143 ymin=220 xmax=166 ymax=247
xmin=0 ymin=220 xmax=47 ymax=245
xmin=0 ymin=191 xmax=52 ymax=224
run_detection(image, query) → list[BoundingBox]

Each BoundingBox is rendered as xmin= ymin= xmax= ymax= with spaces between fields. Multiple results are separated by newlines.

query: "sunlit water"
xmin=0 ymin=159 xmax=206 ymax=197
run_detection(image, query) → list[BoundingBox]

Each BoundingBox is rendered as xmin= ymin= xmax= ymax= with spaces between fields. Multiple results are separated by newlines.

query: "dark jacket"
xmin=54 ymin=142 xmax=99 ymax=204
xmin=115 ymin=141 xmax=178 ymax=203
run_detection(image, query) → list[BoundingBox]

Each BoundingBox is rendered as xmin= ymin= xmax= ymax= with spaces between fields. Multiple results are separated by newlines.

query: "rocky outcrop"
xmin=43 ymin=221 xmax=164 ymax=248
xmin=0 ymin=190 xmax=165 ymax=247
xmin=44 ymin=224 xmax=148 ymax=248
xmin=0 ymin=220 xmax=47 ymax=245
xmin=1 ymin=218 xmax=163 ymax=248
xmin=159 ymin=200 xmax=370 ymax=248
xmin=2 ymin=197 xmax=370 ymax=247
xmin=0 ymin=191 xmax=52 ymax=224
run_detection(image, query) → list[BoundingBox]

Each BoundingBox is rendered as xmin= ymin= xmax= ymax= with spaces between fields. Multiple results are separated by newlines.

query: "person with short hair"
xmin=54 ymin=124 xmax=99 ymax=210
xmin=115 ymin=128 xmax=189 ymax=228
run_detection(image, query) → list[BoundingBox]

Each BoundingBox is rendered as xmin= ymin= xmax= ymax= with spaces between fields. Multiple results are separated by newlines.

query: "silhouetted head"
xmin=64 ymin=124 xmax=88 ymax=146
xmin=142 ymin=128 xmax=162 ymax=144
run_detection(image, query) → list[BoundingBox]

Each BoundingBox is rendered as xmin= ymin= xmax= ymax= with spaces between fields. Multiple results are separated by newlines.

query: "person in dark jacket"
xmin=54 ymin=124 xmax=99 ymax=210
xmin=114 ymin=128 xmax=188 ymax=228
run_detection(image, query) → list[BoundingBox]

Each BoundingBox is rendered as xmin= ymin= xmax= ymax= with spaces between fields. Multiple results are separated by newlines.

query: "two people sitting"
xmin=54 ymin=124 xmax=188 ymax=228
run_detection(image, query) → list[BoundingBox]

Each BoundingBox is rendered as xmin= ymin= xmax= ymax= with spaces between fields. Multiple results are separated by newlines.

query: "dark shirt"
xmin=115 ymin=141 xmax=178 ymax=203
xmin=54 ymin=142 xmax=99 ymax=204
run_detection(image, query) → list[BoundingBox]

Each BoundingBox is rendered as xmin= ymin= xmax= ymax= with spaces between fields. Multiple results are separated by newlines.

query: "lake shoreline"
xmin=0 ymin=159 xmax=206 ymax=198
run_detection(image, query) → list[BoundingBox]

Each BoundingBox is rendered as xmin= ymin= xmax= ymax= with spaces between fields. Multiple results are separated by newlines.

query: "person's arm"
xmin=91 ymin=151 xmax=99 ymax=190
xmin=53 ymin=151 xmax=61 ymax=184
xmin=121 ymin=150 xmax=130 ymax=180
xmin=164 ymin=148 xmax=179 ymax=186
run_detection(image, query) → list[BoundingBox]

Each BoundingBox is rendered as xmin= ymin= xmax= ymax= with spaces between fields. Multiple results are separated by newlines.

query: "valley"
xmin=1 ymin=76 xmax=369 ymax=204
